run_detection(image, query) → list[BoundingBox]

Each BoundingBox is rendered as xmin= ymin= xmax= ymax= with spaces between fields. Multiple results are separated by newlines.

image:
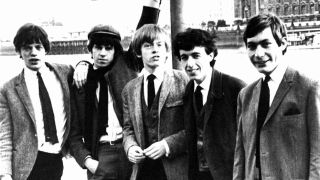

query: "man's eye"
xmin=180 ymin=56 xmax=188 ymax=61
xmin=261 ymin=42 xmax=271 ymax=48
xmin=247 ymin=44 xmax=256 ymax=50
xmin=35 ymin=45 xmax=43 ymax=50
xmin=105 ymin=45 xmax=113 ymax=50
xmin=143 ymin=43 xmax=152 ymax=48
xmin=22 ymin=46 xmax=32 ymax=51
xmin=192 ymin=54 xmax=200 ymax=59
xmin=94 ymin=45 xmax=102 ymax=50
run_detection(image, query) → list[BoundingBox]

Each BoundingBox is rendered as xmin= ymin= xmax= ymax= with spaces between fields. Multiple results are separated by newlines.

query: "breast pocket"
xmin=165 ymin=100 xmax=183 ymax=108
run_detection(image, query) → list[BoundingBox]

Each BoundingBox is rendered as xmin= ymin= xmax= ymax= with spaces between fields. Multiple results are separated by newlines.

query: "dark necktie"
xmin=256 ymin=75 xmax=271 ymax=177
xmin=147 ymin=74 xmax=156 ymax=109
xmin=195 ymin=85 xmax=203 ymax=113
xmin=97 ymin=77 xmax=109 ymax=136
xmin=37 ymin=72 xmax=59 ymax=144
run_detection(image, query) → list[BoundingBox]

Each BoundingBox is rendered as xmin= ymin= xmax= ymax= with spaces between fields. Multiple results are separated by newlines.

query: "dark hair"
xmin=132 ymin=24 xmax=171 ymax=57
xmin=243 ymin=13 xmax=287 ymax=54
xmin=173 ymin=28 xmax=218 ymax=66
xmin=13 ymin=23 xmax=50 ymax=53
xmin=87 ymin=34 xmax=123 ymax=57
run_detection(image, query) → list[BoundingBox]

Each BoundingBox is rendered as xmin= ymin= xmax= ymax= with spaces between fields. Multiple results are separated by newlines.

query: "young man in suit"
xmin=233 ymin=13 xmax=320 ymax=180
xmin=122 ymin=24 xmax=189 ymax=180
xmin=69 ymin=1 xmax=162 ymax=180
xmin=173 ymin=28 xmax=246 ymax=180
xmin=0 ymin=23 xmax=74 ymax=180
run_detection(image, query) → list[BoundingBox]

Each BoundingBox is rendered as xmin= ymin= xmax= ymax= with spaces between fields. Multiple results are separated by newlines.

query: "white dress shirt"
xmin=24 ymin=65 xmax=67 ymax=154
xmin=140 ymin=68 xmax=164 ymax=106
xmin=95 ymin=82 xmax=123 ymax=142
xmin=266 ymin=63 xmax=287 ymax=106
xmin=193 ymin=71 xmax=212 ymax=105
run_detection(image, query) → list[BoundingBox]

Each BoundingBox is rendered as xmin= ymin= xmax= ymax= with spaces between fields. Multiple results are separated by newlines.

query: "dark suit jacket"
xmin=69 ymin=5 xmax=160 ymax=167
xmin=122 ymin=70 xmax=189 ymax=180
xmin=184 ymin=69 xmax=245 ymax=180
xmin=0 ymin=63 xmax=73 ymax=180
xmin=69 ymin=54 xmax=138 ymax=167
xmin=233 ymin=67 xmax=320 ymax=180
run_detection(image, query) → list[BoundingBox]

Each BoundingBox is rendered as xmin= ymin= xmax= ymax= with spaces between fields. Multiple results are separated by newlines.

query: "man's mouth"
xmin=152 ymin=56 xmax=160 ymax=60
xmin=186 ymin=68 xmax=199 ymax=73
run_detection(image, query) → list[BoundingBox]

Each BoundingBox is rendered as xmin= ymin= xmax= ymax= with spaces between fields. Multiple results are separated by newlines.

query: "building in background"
xmin=234 ymin=0 xmax=320 ymax=46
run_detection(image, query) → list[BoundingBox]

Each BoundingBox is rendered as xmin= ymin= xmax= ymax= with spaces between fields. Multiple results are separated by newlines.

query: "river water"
xmin=1 ymin=47 xmax=319 ymax=85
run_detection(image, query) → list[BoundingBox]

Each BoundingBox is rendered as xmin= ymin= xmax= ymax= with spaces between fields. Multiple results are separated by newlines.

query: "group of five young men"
xmin=1 ymin=0 xmax=320 ymax=180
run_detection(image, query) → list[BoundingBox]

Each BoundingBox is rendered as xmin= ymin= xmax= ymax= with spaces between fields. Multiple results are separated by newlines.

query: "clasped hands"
xmin=128 ymin=141 xmax=167 ymax=164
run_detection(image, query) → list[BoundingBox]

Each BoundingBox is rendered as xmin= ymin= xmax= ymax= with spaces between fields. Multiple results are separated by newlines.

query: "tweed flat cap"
xmin=88 ymin=24 xmax=121 ymax=40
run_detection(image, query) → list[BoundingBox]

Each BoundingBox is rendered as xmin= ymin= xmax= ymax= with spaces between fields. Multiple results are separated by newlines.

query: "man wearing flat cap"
xmin=69 ymin=0 xmax=162 ymax=180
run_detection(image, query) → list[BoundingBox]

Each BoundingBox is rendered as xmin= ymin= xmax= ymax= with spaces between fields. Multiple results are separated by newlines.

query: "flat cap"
xmin=88 ymin=24 xmax=121 ymax=40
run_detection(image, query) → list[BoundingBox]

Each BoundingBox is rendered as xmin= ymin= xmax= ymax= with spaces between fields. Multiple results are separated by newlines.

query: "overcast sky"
xmin=0 ymin=0 xmax=220 ymax=41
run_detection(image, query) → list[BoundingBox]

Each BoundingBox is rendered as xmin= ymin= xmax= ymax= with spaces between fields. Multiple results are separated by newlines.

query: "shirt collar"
xmin=268 ymin=62 xmax=287 ymax=84
xmin=194 ymin=70 xmax=212 ymax=92
xmin=140 ymin=68 xmax=164 ymax=82
xmin=24 ymin=64 xmax=50 ymax=78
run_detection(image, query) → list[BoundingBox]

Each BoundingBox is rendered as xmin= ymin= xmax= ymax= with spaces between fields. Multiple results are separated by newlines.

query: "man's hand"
xmin=143 ymin=0 xmax=161 ymax=8
xmin=84 ymin=157 xmax=99 ymax=174
xmin=73 ymin=62 xmax=89 ymax=89
xmin=143 ymin=141 xmax=166 ymax=160
xmin=0 ymin=174 xmax=12 ymax=180
xmin=128 ymin=145 xmax=145 ymax=164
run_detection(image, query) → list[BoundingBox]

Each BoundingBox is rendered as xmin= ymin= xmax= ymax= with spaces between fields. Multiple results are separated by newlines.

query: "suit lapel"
xmin=264 ymin=67 xmax=295 ymax=125
xmin=158 ymin=71 xmax=172 ymax=114
xmin=133 ymin=76 xmax=145 ymax=147
xmin=252 ymin=79 xmax=262 ymax=129
xmin=15 ymin=70 xmax=37 ymax=126
xmin=46 ymin=63 xmax=71 ymax=144
xmin=203 ymin=69 xmax=223 ymax=130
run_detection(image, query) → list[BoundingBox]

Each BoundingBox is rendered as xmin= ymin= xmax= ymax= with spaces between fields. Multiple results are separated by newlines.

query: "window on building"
xmin=301 ymin=4 xmax=306 ymax=14
xmin=284 ymin=5 xmax=289 ymax=15
xmin=310 ymin=3 xmax=315 ymax=14
xmin=269 ymin=7 xmax=273 ymax=13
xmin=276 ymin=7 xmax=281 ymax=15
xmin=293 ymin=5 xmax=298 ymax=15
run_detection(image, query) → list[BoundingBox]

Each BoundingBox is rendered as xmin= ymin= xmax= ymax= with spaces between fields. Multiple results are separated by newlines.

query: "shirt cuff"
xmin=83 ymin=155 xmax=92 ymax=167
xmin=161 ymin=139 xmax=170 ymax=157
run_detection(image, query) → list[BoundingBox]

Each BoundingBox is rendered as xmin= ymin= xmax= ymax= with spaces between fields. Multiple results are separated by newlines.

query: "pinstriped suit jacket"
xmin=0 ymin=62 xmax=73 ymax=180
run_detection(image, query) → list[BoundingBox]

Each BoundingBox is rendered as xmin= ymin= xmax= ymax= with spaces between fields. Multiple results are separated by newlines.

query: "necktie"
xmin=97 ymin=77 xmax=109 ymax=136
xmin=195 ymin=85 xmax=203 ymax=113
xmin=147 ymin=74 xmax=156 ymax=109
xmin=256 ymin=75 xmax=271 ymax=178
xmin=37 ymin=72 xmax=59 ymax=144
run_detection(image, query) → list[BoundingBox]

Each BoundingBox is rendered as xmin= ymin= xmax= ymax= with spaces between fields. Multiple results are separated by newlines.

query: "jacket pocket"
xmin=165 ymin=100 xmax=183 ymax=107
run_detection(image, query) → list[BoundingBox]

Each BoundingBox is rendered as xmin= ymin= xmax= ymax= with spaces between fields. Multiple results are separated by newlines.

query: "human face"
xmin=179 ymin=46 xmax=213 ymax=84
xmin=140 ymin=39 xmax=168 ymax=72
xmin=20 ymin=43 xmax=46 ymax=71
xmin=246 ymin=27 xmax=286 ymax=75
xmin=92 ymin=44 xmax=115 ymax=69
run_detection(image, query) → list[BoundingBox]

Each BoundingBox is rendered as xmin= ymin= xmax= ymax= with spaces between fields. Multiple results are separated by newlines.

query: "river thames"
xmin=1 ymin=47 xmax=319 ymax=85
xmin=0 ymin=47 xmax=319 ymax=180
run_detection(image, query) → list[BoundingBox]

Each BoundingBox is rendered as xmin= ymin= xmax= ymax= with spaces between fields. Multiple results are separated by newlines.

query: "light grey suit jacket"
xmin=0 ymin=63 xmax=73 ymax=180
xmin=122 ymin=69 xmax=189 ymax=180
xmin=233 ymin=67 xmax=320 ymax=180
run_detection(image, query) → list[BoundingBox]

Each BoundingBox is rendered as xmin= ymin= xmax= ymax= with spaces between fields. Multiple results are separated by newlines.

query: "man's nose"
xmin=254 ymin=45 xmax=265 ymax=57
xmin=100 ymin=48 xmax=108 ymax=55
xmin=30 ymin=47 xmax=38 ymax=56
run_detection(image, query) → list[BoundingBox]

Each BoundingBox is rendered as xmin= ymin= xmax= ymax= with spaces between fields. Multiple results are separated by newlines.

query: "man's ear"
xmin=18 ymin=51 xmax=22 ymax=59
xmin=280 ymin=37 xmax=288 ymax=51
